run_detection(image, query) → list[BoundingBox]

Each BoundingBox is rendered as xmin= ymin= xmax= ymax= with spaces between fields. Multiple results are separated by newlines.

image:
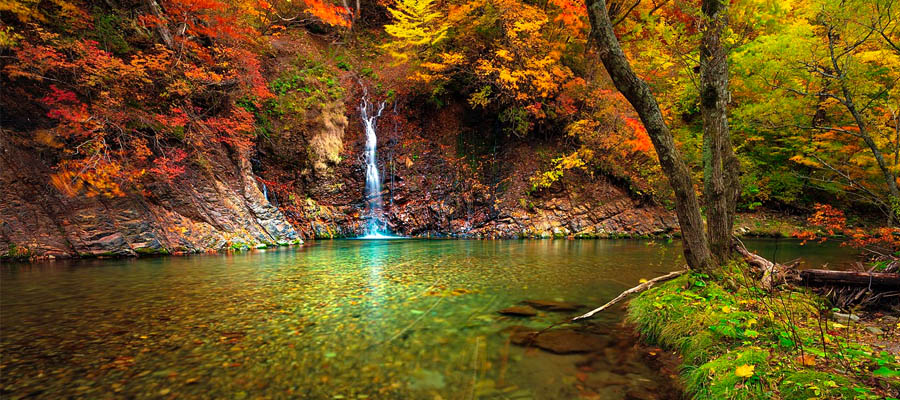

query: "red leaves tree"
xmin=4 ymin=0 xmax=350 ymax=198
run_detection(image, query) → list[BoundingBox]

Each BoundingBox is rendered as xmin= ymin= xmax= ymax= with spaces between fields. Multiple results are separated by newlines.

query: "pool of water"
xmin=0 ymin=239 xmax=858 ymax=399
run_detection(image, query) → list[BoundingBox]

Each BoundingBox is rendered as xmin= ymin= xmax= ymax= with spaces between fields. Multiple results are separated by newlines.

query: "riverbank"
xmin=1 ymin=229 xmax=857 ymax=264
xmin=627 ymin=264 xmax=899 ymax=399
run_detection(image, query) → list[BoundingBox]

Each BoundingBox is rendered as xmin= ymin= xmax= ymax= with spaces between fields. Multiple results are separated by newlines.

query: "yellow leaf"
xmin=722 ymin=306 xmax=732 ymax=313
xmin=639 ymin=278 xmax=648 ymax=283
xmin=796 ymin=354 xmax=816 ymax=366
xmin=735 ymin=364 xmax=755 ymax=378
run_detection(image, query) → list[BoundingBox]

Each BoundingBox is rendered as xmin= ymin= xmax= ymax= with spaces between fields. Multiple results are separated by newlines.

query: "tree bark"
xmin=700 ymin=0 xmax=740 ymax=264
xmin=800 ymin=269 xmax=900 ymax=288
xmin=145 ymin=0 xmax=175 ymax=49
xmin=586 ymin=0 xmax=715 ymax=272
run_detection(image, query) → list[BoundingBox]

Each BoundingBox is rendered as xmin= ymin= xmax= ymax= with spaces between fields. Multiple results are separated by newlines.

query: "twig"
xmin=572 ymin=269 xmax=688 ymax=321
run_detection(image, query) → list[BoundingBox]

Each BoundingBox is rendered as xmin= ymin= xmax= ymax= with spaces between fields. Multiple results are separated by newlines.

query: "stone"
xmin=866 ymin=326 xmax=884 ymax=335
xmin=498 ymin=306 xmax=539 ymax=317
xmin=625 ymin=389 xmax=659 ymax=400
xmin=832 ymin=312 xmax=860 ymax=323
xmin=408 ymin=369 xmax=445 ymax=390
xmin=521 ymin=300 xmax=584 ymax=312
xmin=0 ymin=135 xmax=300 ymax=259
xmin=511 ymin=328 xmax=608 ymax=354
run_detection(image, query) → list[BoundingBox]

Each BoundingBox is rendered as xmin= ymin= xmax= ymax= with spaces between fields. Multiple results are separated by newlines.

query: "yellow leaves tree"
xmin=382 ymin=0 xmax=451 ymax=83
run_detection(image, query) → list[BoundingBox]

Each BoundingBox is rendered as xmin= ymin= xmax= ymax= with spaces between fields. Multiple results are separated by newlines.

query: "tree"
xmin=699 ymin=0 xmax=741 ymax=264
xmin=382 ymin=0 xmax=447 ymax=61
xmin=788 ymin=0 xmax=900 ymax=222
xmin=586 ymin=0 xmax=717 ymax=272
xmin=733 ymin=0 xmax=900 ymax=222
xmin=586 ymin=0 xmax=748 ymax=272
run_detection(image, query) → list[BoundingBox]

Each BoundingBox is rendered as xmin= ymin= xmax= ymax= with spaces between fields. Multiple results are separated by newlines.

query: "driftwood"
xmin=572 ymin=269 xmax=688 ymax=322
xmin=800 ymin=269 xmax=900 ymax=288
xmin=732 ymin=237 xmax=789 ymax=289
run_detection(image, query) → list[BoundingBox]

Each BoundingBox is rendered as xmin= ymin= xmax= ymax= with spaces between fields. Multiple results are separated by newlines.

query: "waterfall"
xmin=360 ymin=94 xmax=396 ymax=238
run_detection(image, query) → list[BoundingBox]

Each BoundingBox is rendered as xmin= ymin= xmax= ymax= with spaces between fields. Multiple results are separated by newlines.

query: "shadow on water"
xmin=0 ymin=239 xmax=858 ymax=399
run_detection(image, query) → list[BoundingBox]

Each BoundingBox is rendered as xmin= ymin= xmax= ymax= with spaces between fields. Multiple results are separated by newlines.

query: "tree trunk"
xmin=586 ymin=0 xmax=715 ymax=272
xmin=700 ymin=0 xmax=740 ymax=264
xmin=145 ymin=0 xmax=175 ymax=49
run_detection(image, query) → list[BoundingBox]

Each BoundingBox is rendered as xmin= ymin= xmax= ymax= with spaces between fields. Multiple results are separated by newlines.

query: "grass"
xmin=627 ymin=262 xmax=900 ymax=399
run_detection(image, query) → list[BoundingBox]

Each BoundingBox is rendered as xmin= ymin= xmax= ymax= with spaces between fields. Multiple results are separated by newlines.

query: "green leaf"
xmin=873 ymin=367 xmax=900 ymax=377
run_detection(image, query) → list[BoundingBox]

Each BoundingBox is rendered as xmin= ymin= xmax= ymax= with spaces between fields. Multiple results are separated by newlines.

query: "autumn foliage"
xmin=794 ymin=204 xmax=900 ymax=252
xmin=2 ymin=0 xmax=350 ymax=198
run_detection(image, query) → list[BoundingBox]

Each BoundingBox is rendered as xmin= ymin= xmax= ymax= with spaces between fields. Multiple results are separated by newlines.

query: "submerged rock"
xmin=510 ymin=328 xmax=608 ymax=354
xmin=520 ymin=300 xmax=584 ymax=312
xmin=498 ymin=306 xmax=539 ymax=317
xmin=408 ymin=369 xmax=445 ymax=391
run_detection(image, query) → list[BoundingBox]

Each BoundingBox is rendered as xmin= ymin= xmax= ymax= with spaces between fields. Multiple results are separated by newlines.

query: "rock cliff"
xmin=0 ymin=134 xmax=300 ymax=259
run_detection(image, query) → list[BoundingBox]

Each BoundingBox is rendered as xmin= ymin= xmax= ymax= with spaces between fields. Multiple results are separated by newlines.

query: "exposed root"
xmin=732 ymin=236 xmax=799 ymax=290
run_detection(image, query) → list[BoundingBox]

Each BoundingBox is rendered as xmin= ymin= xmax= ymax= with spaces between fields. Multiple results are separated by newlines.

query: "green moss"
xmin=134 ymin=247 xmax=170 ymax=256
xmin=779 ymin=371 xmax=857 ymax=399
xmin=1 ymin=244 xmax=32 ymax=260
xmin=230 ymin=243 xmax=249 ymax=251
xmin=627 ymin=263 xmax=900 ymax=400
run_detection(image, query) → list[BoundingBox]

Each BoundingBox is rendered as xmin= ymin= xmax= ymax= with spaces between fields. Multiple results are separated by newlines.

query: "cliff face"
xmin=0 ymin=100 xmax=675 ymax=260
xmin=0 ymin=94 xmax=676 ymax=260
xmin=0 ymin=134 xmax=300 ymax=259
xmin=257 ymin=97 xmax=677 ymax=240
xmin=0 ymin=39 xmax=676 ymax=260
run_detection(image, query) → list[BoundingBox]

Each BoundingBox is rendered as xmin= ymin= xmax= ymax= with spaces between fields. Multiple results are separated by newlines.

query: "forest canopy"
xmin=1 ymin=0 xmax=899 ymax=221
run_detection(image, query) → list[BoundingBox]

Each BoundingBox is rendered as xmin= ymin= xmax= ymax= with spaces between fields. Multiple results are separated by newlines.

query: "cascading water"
xmin=359 ymin=94 xmax=398 ymax=239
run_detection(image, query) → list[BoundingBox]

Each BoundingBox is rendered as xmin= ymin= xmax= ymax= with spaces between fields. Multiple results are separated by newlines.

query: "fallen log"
xmin=732 ymin=237 xmax=784 ymax=289
xmin=572 ymin=269 xmax=688 ymax=322
xmin=799 ymin=269 xmax=900 ymax=288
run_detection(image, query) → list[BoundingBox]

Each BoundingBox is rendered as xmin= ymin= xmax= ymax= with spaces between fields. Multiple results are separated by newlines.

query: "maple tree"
xmin=2 ymin=0 xmax=350 ymax=198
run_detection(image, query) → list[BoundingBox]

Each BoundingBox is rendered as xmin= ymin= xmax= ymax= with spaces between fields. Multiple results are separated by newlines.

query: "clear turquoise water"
xmin=0 ymin=239 xmax=857 ymax=399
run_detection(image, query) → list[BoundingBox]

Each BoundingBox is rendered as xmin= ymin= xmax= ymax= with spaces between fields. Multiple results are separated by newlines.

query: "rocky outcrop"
xmin=0 ymin=135 xmax=300 ymax=259
xmin=276 ymin=133 xmax=678 ymax=239
xmin=2 ymin=87 xmax=678 ymax=260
